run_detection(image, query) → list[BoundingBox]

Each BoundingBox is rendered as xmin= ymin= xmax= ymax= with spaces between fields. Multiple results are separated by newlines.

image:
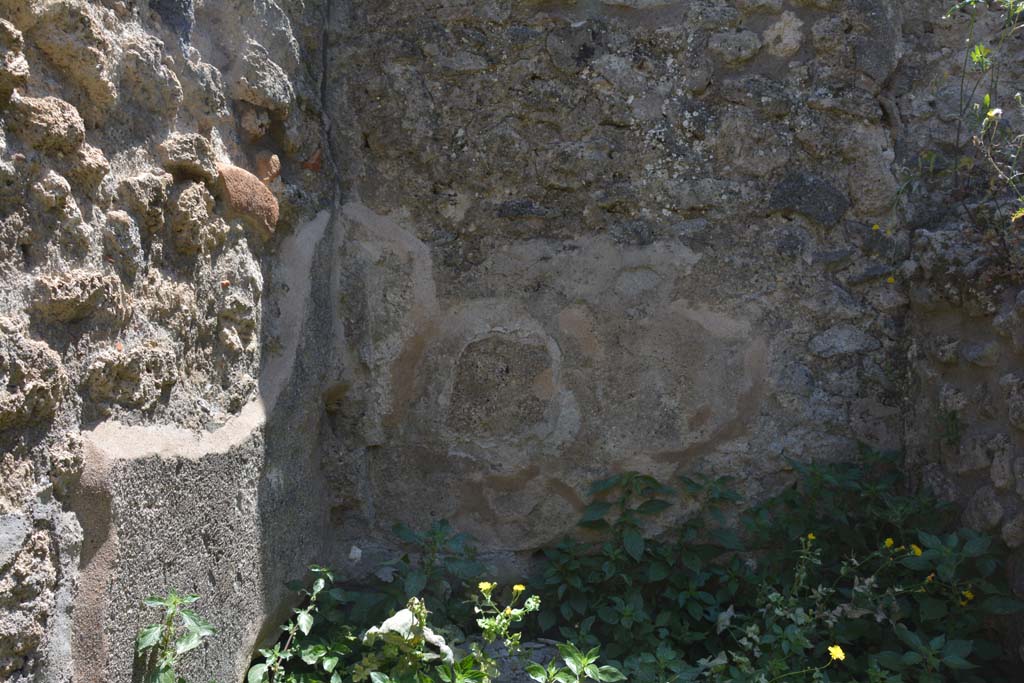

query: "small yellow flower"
xmin=886 ymin=276 xmax=896 ymax=284
xmin=828 ymin=645 xmax=846 ymax=661
xmin=807 ymin=532 xmax=816 ymax=541
xmin=513 ymin=584 xmax=526 ymax=593
xmin=872 ymin=224 xmax=881 ymax=231
xmin=884 ymin=538 xmax=894 ymax=548
xmin=962 ymin=589 xmax=975 ymax=602
xmin=504 ymin=606 xmax=512 ymax=615
xmin=478 ymin=581 xmax=495 ymax=594
xmin=911 ymin=544 xmax=923 ymax=556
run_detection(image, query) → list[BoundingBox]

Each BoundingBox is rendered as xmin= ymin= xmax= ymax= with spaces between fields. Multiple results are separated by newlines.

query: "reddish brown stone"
xmin=214 ymin=163 xmax=279 ymax=238
xmin=302 ymin=147 xmax=322 ymax=172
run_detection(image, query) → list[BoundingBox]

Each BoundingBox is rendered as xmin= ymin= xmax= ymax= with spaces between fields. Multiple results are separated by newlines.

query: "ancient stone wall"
xmin=0 ymin=0 xmax=338 ymax=680
xmin=319 ymin=0 xmax=913 ymax=553
xmin=3 ymin=0 xmax=1024 ymax=680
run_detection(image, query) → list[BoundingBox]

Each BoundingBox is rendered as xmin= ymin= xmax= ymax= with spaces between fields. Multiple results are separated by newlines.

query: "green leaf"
xmin=393 ymin=523 xmax=421 ymax=545
xmin=580 ymin=502 xmax=613 ymax=524
xmin=301 ymin=644 xmax=327 ymax=665
xmin=917 ymin=597 xmax=947 ymax=621
xmin=876 ymin=651 xmax=905 ymax=671
xmin=635 ymin=499 xmax=671 ymax=515
xmin=596 ymin=665 xmax=626 ymax=682
xmin=143 ymin=597 xmax=166 ymax=608
xmin=942 ymin=654 xmax=977 ymax=670
xmin=297 ymin=610 xmax=314 ymax=635
xmin=404 ymin=570 xmax=427 ymax=596
xmin=179 ymin=609 xmax=215 ymax=636
xmin=919 ymin=531 xmax=943 ymax=550
xmin=647 ymin=562 xmax=670 ymax=582
xmin=447 ymin=558 xmax=486 ymax=580
xmin=979 ymin=595 xmax=1024 ymax=614
xmin=622 ymin=529 xmax=644 ymax=562
xmin=136 ymin=625 xmax=163 ymax=654
xmin=525 ymin=663 xmax=548 ymax=683
xmin=900 ymin=556 xmax=931 ymax=571
xmin=977 ymin=557 xmax=998 ymax=577
xmin=901 ymin=651 xmax=923 ymax=666
xmin=538 ymin=610 xmax=556 ymax=632
xmin=589 ymin=475 xmax=623 ymax=496
xmin=963 ymin=536 xmax=991 ymax=557
xmin=894 ymin=624 xmax=922 ymax=650
xmin=175 ymin=631 xmax=203 ymax=655
xmin=578 ymin=519 xmax=610 ymax=531
xmin=943 ymin=639 xmax=973 ymax=659
xmin=370 ymin=672 xmax=392 ymax=683
xmin=246 ymin=663 xmax=268 ymax=683
xmin=323 ymin=655 xmax=340 ymax=672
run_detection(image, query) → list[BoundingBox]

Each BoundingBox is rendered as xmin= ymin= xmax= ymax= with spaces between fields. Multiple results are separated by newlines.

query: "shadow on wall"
xmin=67 ymin=209 xmax=339 ymax=683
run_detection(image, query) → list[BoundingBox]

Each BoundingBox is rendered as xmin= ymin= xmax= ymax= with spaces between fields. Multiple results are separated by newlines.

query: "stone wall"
xmin=0 ymin=0 xmax=338 ymax=680
xmin=319 ymin=0 xmax=912 ymax=552
xmin=2 ymin=0 xmax=1024 ymax=681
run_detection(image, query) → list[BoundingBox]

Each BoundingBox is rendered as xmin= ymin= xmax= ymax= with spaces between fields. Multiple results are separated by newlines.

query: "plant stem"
xmin=766 ymin=660 xmax=832 ymax=683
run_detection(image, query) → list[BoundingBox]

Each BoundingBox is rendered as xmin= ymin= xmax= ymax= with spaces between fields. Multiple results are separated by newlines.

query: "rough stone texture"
xmin=0 ymin=20 xmax=29 ymax=98
xmin=900 ymin=4 xmax=1024 ymax=654
xmin=4 ymin=0 xmax=1024 ymax=680
xmin=156 ymin=133 xmax=219 ymax=184
xmin=769 ymin=173 xmax=851 ymax=227
xmin=0 ymin=0 xmax=334 ymax=680
xmin=5 ymin=94 xmax=84 ymax=153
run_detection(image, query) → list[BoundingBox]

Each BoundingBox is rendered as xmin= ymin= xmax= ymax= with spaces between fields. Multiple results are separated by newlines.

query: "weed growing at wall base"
xmin=247 ymin=450 xmax=1022 ymax=682
xmin=534 ymin=450 xmax=1022 ymax=682
xmin=135 ymin=592 xmax=216 ymax=683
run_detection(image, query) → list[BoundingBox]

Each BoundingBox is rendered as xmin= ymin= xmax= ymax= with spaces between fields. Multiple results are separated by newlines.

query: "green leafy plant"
xmin=247 ymin=566 xmax=356 ymax=683
xmin=473 ymin=581 xmax=540 ymax=655
xmin=939 ymin=0 xmax=1024 ymax=282
xmin=353 ymin=597 xmax=456 ymax=683
xmin=247 ymin=577 xmax=546 ymax=683
xmin=345 ymin=520 xmax=488 ymax=630
xmin=531 ymin=451 xmax=1023 ymax=682
xmin=524 ymin=643 xmax=625 ymax=683
xmin=249 ymin=452 xmax=1022 ymax=683
xmin=135 ymin=592 xmax=216 ymax=683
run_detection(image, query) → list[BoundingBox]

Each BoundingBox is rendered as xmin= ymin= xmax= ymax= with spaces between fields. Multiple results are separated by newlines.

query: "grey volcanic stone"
xmin=963 ymin=341 xmax=1000 ymax=367
xmin=769 ymin=173 xmax=850 ymax=226
xmin=809 ymin=325 xmax=881 ymax=358
xmin=152 ymin=0 xmax=195 ymax=41
xmin=0 ymin=514 xmax=30 ymax=569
